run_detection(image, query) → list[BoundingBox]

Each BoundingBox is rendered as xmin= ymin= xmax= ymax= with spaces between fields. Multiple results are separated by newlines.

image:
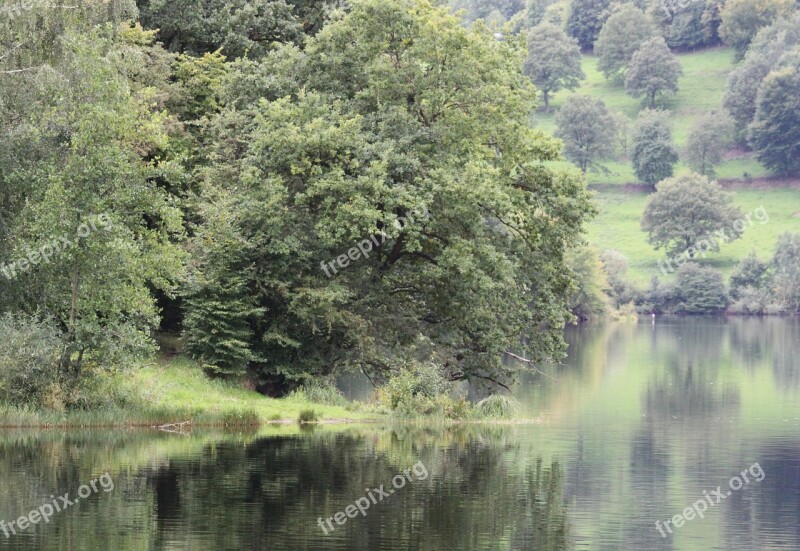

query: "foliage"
xmin=748 ymin=64 xmax=800 ymax=176
xmin=631 ymin=110 xmax=679 ymax=186
xmin=137 ymin=0 xmax=307 ymax=58
xmin=729 ymin=251 xmax=769 ymax=300
xmin=565 ymin=244 xmax=610 ymax=321
xmin=0 ymin=314 xmax=63 ymax=408
xmin=475 ymin=394 xmax=521 ymax=419
xmin=566 ymin=0 xmax=611 ymax=50
xmin=671 ymin=263 xmax=728 ymax=314
xmin=186 ymin=0 xmax=593 ymax=389
xmin=656 ymin=0 xmax=721 ymax=50
xmin=684 ymin=110 xmax=734 ymax=177
xmin=297 ymin=408 xmax=319 ymax=423
xmin=379 ymin=360 xmax=470 ymax=419
xmin=770 ymin=233 xmax=800 ymax=314
xmin=554 ymin=95 xmax=616 ymax=174
xmin=641 ymin=173 xmax=744 ymax=257
xmin=524 ymin=22 xmax=585 ymax=111
xmin=718 ymin=0 xmax=795 ymax=60
xmin=595 ymin=4 xmax=656 ymax=81
xmin=624 ymin=36 xmax=683 ymax=108
xmin=723 ymin=16 xmax=800 ymax=136
xmin=295 ymin=378 xmax=349 ymax=407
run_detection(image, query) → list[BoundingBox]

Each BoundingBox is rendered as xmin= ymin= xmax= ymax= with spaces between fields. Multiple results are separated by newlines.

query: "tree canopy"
xmin=182 ymin=0 xmax=594 ymax=390
xmin=640 ymin=173 xmax=744 ymax=258
xmin=524 ymin=22 xmax=585 ymax=111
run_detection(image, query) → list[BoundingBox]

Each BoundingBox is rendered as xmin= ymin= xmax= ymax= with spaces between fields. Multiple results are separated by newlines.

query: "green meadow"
xmin=587 ymin=189 xmax=800 ymax=285
xmin=532 ymin=46 xmax=800 ymax=280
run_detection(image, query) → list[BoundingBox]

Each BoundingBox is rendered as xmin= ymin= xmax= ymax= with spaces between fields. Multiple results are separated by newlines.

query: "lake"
xmin=0 ymin=317 xmax=798 ymax=550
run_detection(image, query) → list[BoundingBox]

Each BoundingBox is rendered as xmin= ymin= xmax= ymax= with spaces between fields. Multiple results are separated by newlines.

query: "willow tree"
xmin=185 ymin=0 xmax=593 ymax=391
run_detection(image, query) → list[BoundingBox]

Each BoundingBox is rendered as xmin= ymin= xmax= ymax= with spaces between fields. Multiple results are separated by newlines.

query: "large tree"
xmin=624 ymin=36 xmax=682 ymax=107
xmin=554 ymin=95 xmax=616 ymax=175
xmin=641 ymin=173 xmax=744 ymax=258
xmin=184 ymin=0 xmax=594 ymax=390
xmin=631 ymin=110 xmax=679 ymax=186
xmin=524 ymin=22 xmax=584 ymax=112
xmin=748 ymin=63 xmax=800 ymax=176
xmin=595 ymin=4 xmax=656 ymax=81
xmin=718 ymin=0 xmax=795 ymax=60
xmin=566 ymin=0 xmax=611 ymax=50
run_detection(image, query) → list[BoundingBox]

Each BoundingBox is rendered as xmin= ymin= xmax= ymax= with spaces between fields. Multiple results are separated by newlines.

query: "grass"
xmin=0 ymin=356 xmax=377 ymax=428
xmin=533 ymin=47 xmax=771 ymax=185
xmin=587 ymin=188 xmax=800 ymax=285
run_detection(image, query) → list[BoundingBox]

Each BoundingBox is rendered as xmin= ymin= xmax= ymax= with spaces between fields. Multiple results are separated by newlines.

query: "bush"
xmin=672 ymin=263 xmax=729 ymax=314
xmin=475 ymin=394 xmax=522 ymax=419
xmin=379 ymin=360 xmax=470 ymax=419
xmin=298 ymin=409 xmax=319 ymax=424
xmin=0 ymin=314 xmax=63 ymax=408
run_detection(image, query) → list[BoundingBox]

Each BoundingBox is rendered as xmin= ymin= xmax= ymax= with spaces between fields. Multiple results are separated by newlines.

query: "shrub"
xmin=672 ymin=263 xmax=729 ymax=314
xmin=378 ymin=360 xmax=473 ymax=419
xmin=382 ymin=360 xmax=448 ymax=411
xmin=0 ymin=314 xmax=63 ymax=408
xmin=298 ymin=409 xmax=319 ymax=424
xmin=476 ymin=395 xmax=522 ymax=419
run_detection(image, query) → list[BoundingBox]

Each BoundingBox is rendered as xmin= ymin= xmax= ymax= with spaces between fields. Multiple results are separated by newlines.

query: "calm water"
xmin=1 ymin=318 xmax=798 ymax=550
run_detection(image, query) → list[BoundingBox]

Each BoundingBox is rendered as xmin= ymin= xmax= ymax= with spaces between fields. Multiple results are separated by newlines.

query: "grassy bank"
xmin=0 ymin=357 xmax=379 ymax=428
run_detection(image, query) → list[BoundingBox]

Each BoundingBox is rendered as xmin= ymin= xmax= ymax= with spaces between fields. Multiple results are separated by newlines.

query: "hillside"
xmin=532 ymin=46 xmax=800 ymax=284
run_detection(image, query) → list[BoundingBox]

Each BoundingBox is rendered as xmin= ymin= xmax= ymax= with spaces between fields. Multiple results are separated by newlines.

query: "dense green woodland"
xmin=0 ymin=0 xmax=798 ymax=416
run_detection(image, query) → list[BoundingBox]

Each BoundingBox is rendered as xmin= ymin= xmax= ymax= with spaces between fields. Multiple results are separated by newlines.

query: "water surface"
xmin=1 ymin=317 xmax=798 ymax=550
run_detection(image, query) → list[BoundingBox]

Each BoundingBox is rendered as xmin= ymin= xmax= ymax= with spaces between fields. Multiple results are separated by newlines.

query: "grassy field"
xmin=588 ymin=189 xmax=800 ymax=285
xmin=0 ymin=357 xmax=377 ymax=428
xmin=533 ymin=47 xmax=772 ymax=185
xmin=530 ymin=45 xmax=800 ymax=283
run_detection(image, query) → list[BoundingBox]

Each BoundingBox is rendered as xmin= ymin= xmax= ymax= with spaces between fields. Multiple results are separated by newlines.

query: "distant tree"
xmin=595 ymin=4 xmax=656 ymax=81
xmin=770 ymin=233 xmax=800 ymax=313
xmin=641 ymin=173 xmax=744 ymax=257
xmin=718 ymin=0 xmax=795 ymax=60
xmin=624 ymin=36 xmax=682 ymax=107
xmin=723 ymin=16 xmax=800 ymax=135
xmin=671 ymin=263 xmax=728 ymax=314
xmin=729 ymin=251 xmax=769 ymax=300
xmin=657 ymin=0 xmax=719 ymax=50
xmin=524 ymin=22 xmax=585 ymax=112
xmin=748 ymin=65 xmax=800 ymax=176
xmin=522 ymin=0 xmax=553 ymax=27
xmin=554 ymin=95 xmax=616 ymax=174
xmin=631 ymin=110 xmax=679 ymax=185
xmin=684 ymin=110 xmax=734 ymax=177
xmin=566 ymin=0 xmax=611 ymax=50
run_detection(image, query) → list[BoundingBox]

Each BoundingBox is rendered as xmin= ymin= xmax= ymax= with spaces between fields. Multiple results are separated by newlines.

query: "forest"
xmin=0 ymin=0 xmax=798 ymax=421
